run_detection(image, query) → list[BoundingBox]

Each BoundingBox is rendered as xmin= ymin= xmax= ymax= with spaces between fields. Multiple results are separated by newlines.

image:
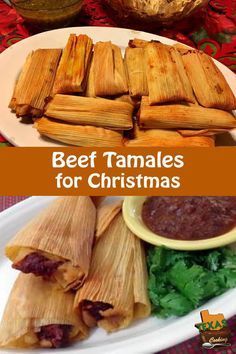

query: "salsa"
xmin=142 ymin=196 xmax=236 ymax=241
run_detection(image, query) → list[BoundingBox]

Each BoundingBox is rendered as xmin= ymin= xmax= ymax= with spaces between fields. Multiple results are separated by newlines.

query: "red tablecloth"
xmin=0 ymin=196 xmax=236 ymax=353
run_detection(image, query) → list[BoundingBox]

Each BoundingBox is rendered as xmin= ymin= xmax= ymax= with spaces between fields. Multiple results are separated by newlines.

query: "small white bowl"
xmin=122 ymin=196 xmax=236 ymax=251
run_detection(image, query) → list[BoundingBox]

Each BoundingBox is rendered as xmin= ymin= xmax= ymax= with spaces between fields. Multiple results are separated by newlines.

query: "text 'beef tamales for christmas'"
xmin=0 ymin=274 xmax=88 ymax=349
xmin=53 ymin=34 xmax=93 ymax=95
xmin=5 ymin=197 xmax=96 ymax=291
xmin=9 ymin=49 xmax=62 ymax=117
xmin=75 ymin=208 xmax=151 ymax=332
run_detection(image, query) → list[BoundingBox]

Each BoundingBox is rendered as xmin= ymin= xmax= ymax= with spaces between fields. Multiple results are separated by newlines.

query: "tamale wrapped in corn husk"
xmin=9 ymin=49 xmax=61 ymax=117
xmin=125 ymin=47 xmax=148 ymax=97
xmin=93 ymin=41 xmax=128 ymax=96
xmin=114 ymin=95 xmax=140 ymax=109
xmin=181 ymin=50 xmax=236 ymax=110
xmin=53 ymin=34 xmax=93 ymax=94
xmin=128 ymin=38 xmax=159 ymax=49
xmin=75 ymin=213 xmax=151 ymax=333
xmin=145 ymin=43 xmax=194 ymax=105
xmin=126 ymin=125 xmax=215 ymax=147
xmin=139 ymin=97 xmax=236 ymax=130
xmin=178 ymin=129 xmax=229 ymax=137
xmin=45 ymin=94 xmax=133 ymax=130
xmin=95 ymin=199 xmax=123 ymax=239
xmin=6 ymin=197 xmax=96 ymax=291
xmin=0 ymin=274 xmax=88 ymax=348
xmin=85 ymin=54 xmax=96 ymax=97
xmin=36 ymin=118 xmax=124 ymax=147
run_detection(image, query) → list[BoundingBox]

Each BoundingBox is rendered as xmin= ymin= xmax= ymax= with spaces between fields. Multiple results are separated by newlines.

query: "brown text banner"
xmin=0 ymin=147 xmax=235 ymax=196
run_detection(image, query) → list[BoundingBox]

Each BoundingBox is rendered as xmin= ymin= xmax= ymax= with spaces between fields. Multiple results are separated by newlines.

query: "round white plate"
xmin=0 ymin=26 xmax=236 ymax=146
xmin=0 ymin=196 xmax=236 ymax=353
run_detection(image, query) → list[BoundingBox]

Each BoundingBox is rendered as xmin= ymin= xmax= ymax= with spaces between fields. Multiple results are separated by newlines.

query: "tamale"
xmin=45 ymin=94 xmax=134 ymax=130
xmin=53 ymin=34 xmax=93 ymax=94
xmin=9 ymin=49 xmax=62 ymax=117
xmin=128 ymin=38 xmax=159 ymax=48
xmin=114 ymin=95 xmax=140 ymax=109
xmin=5 ymin=197 xmax=96 ymax=291
xmin=95 ymin=199 xmax=123 ymax=239
xmin=0 ymin=274 xmax=88 ymax=348
xmin=125 ymin=47 xmax=148 ymax=97
xmin=178 ymin=129 xmax=229 ymax=137
xmin=126 ymin=125 xmax=215 ymax=147
xmin=75 ymin=213 xmax=151 ymax=333
xmin=85 ymin=54 xmax=96 ymax=97
xmin=181 ymin=50 xmax=236 ymax=110
xmin=145 ymin=43 xmax=194 ymax=105
xmin=93 ymin=41 xmax=128 ymax=96
xmin=139 ymin=97 xmax=236 ymax=130
xmin=36 ymin=118 xmax=124 ymax=147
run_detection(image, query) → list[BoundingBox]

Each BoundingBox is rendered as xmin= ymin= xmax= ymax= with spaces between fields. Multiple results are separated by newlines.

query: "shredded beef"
xmin=13 ymin=252 xmax=63 ymax=277
xmin=82 ymin=300 xmax=113 ymax=321
xmin=37 ymin=324 xmax=71 ymax=348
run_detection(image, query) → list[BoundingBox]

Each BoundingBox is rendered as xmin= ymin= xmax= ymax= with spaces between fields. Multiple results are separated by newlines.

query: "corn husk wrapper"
xmin=139 ymin=97 xmax=236 ymax=130
xmin=128 ymin=38 xmax=159 ymax=48
xmin=95 ymin=199 xmax=123 ymax=239
xmin=93 ymin=41 xmax=128 ymax=96
xmin=181 ymin=50 xmax=236 ymax=110
xmin=85 ymin=54 xmax=96 ymax=97
xmin=75 ymin=213 xmax=151 ymax=333
xmin=0 ymin=274 xmax=88 ymax=348
xmin=45 ymin=94 xmax=133 ymax=130
xmin=9 ymin=49 xmax=61 ymax=117
xmin=36 ymin=117 xmax=124 ymax=147
xmin=126 ymin=125 xmax=215 ymax=147
xmin=145 ymin=43 xmax=194 ymax=105
xmin=53 ymin=34 xmax=93 ymax=94
xmin=6 ymin=197 xmax=96 ymax=291
xmin=178 ymin=129 xmax=230 ymax=137
xmin=114 ymin=94 xmax=140 ymax=108
xmin=125 ymin=47 xmax=148 ymax=97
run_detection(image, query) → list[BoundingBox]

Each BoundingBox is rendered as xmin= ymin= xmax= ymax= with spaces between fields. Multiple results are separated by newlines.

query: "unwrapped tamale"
xmin=6 ymin=197 xmax=96 ymax=291
xmin=45 ymin=94 xmax=134 ymax=130
xmin=53 ymin=34 xmax=93 ymax=94
xmin=0 ymin=274 xmax=88 ymax=348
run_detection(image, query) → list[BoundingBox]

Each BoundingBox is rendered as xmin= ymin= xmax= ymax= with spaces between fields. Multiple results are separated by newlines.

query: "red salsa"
xmin=142 ymin=197 xmax=236 ymax=241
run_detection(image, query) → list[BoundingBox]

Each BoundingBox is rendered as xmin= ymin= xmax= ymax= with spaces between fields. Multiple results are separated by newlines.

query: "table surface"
xmin=0 ymin=196 xmax=236 ymax=353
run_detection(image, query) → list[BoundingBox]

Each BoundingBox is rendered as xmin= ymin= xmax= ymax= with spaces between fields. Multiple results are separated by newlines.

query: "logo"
xmin=195 ymin=310 xmax=231 ymax=350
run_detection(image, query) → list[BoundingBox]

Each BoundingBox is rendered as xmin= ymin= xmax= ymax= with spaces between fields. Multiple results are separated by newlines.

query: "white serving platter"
xmin=0 ymin=26 xmax=236 ymax=146
xmin=0 ymin=196 xmax=235 ymax=353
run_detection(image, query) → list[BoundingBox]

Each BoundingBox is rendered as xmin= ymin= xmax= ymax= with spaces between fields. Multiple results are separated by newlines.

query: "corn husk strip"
xmin=85 ymin=54 xmax=96 ymax=97
xmin=93 ymin=41 xmax=128 ymax=96
xmin=133 ymin=236 xmax=151 ymax=319
xmin=139 ymin=97 xmax=236 ymax=130
xmin=125 ymin=47 xmax=148 ymax=97
xmin=95 ymin=199 xmax=123 ymax=239
xmin=145 ymin=43 xmax=194 ymax=105
xmin=45 ymin=94 xmax=133 ymax=130
xmin=75 ymin=213 xmax=134 ymax=332
xmin=53 ymin=34 xmax=93 ymax=94
xmin=10 ymin=49 xmax=62 ymax=117
xmin=125 ymin=125 xmax=215 ymax=147
xmin=178 ymin=129 xmax=229 ymax=137
xmin=36 ymin=117 xmax=124 ymax=147
xmin=6 ymin=197 xmax=96 ymax=291
xmin=0 ymin=274 xmax=88 ymax=348
xmin=181 ymin=50 xmax=236 ymax=110
xmin=128 ymin=38 xmax=160 ymax=48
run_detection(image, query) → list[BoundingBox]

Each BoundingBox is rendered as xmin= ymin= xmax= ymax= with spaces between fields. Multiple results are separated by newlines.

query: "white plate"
xmin=0 ymin=196 xmax=236 ymax=354
xmin=0 ymin=26 xmax=236 ymax=146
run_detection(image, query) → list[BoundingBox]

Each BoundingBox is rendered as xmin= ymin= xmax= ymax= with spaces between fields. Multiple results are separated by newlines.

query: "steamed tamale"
xmin=139 ymin=97 xmax=236 ymax=130
xmin=75 ymin=212 xmax=151 ymax=333
xmin=45 ymin=94 xmax=134 ymax=130
xmin=95 ymin=199 xmax=123 ymax=239
xmin=36 ymin=117 xmax=124 ymax=147
xmin=93 ymin=41 xmax=128 ymax=96
xmin=53 ymin=34 xmax=93 ymax=94
xmin=178 ymin=129 xmax=229 ymax=137
xmin=9 ymin=49 xmax=61 ymax=117
xmin=6 ymin=197 xmax=96 ymax=291
xmin=181 ymin=50 xmax=236 ymax=110
xmin=145 ymin=43 xmax=194 ymax=105
xmin=85 ymin=54 xmax=95 ymax=97
xmin=125 ymin=47 xmax=148 ymax=97
xmin=0 ymin=274 xmax=88 ymax=348
xmin=126 ymin=125 xmax=215 ymax=147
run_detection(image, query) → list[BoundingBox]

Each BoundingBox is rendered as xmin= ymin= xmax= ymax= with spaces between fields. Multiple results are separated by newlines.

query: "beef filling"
xmin=37 ymin=324 xmax=72 ymax=348
xmin=13 ymin=252 xmax=63 ymax=277
xmin=142 ymin=196 xmax=236 ymax=241
xmin=82 ymin=300 xmax=113 ymax=321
